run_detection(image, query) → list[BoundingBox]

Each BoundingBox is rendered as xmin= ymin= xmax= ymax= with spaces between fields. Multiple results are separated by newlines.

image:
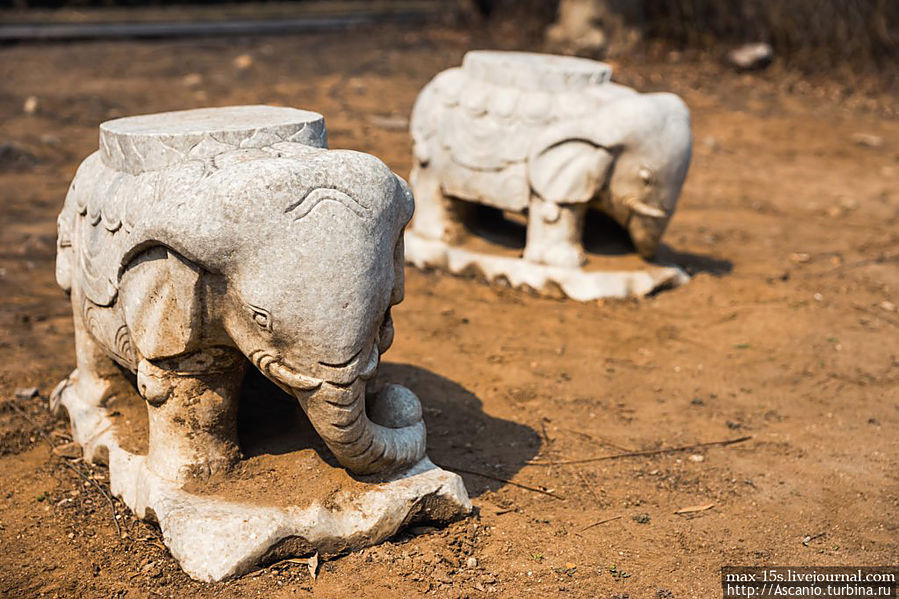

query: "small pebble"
xmin=23 ymin=96 xmax=39 ymax=114
xmin=727 ymin=43 xmax=773 ymax=71
xmin=14 ymin=387 xmax=39 ymax=399
xmin=467 ymin=556 xmax=478 ymax=568
xmin=851 ymin=133 xmax=884 ymax=148
xmin=233 ymin=54 xmax=253 ymax=70
xmin=182 ymin=73 xmax=203 ymax=88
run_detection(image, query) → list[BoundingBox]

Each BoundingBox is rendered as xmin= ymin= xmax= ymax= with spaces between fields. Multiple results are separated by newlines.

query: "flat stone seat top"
xmin=462 ymin=50 xmax=612 ymax=92
xmin=99 ymin=105 xmax=327 ymax=174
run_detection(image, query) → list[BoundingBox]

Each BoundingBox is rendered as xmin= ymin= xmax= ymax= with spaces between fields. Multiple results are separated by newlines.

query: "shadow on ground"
xmin=238 ymin=362 xmax=541 ymax=497
xmin=654 ymin=243 xmax=733 ymax=276
xmin=434 ymin=203 xmax=734 ymax=277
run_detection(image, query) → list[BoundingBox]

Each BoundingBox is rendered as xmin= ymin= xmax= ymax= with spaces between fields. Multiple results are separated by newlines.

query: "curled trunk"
xmin=297 ymin=379 xmax=426 ymax=475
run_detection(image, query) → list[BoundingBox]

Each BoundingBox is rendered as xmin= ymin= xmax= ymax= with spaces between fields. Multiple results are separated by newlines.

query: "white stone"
xmin=53 ymin=105 xmax=471 ymax=581
xmin=404 ymin=232 xmax=688 ymax=301
xmin=727 ymin=43 xmax=774 ymax=71
xmin=51 ymin=380 xmax=470 ymax=582
xmin=408 ymin=51 xmax=693 ymax=300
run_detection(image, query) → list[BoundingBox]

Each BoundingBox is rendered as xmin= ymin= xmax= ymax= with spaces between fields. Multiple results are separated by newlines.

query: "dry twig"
xmin=441 ymin=464 xmax=564 ymax=500
xmin=526 ymin=436 xmax=752 ymax=466
xmin=574 ymin=469 xmax=602 ymax=506
xmin=581 ymin=515 xmax=623 ymax=531
xmin=561 ymin=428 xmax=634 ymax=452
xmin=674 ymin=503 xmax=715 ymax=515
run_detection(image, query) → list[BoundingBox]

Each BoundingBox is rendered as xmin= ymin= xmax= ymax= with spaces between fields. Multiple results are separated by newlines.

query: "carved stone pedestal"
xmin=52 ymin=375 xmax=471 ymax=582
xmin=405 ymin=230 xmax=689 ymax=301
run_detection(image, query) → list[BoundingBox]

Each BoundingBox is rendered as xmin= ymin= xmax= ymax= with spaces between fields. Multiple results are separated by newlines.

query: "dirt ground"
xmin=0 ymin=22 xmax=897 ymax=599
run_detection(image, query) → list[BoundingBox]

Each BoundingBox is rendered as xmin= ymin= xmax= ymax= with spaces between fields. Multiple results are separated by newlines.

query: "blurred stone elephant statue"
xmin=409 ymin=50 xmax=692 ymax=267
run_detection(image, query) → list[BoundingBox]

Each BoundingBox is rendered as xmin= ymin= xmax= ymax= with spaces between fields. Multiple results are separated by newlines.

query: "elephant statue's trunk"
xmin=298 ymin=379 xmax=426 ymax=475
xmin=628 ymin=214 xmax=669 ymax=260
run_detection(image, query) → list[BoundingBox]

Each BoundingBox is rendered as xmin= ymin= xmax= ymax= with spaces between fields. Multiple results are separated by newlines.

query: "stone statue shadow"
xmin=238 ymin=362 xmax=542 ymax=496
xmin=653 ymin=243 xmax=733 ymax=277
xmin=449 ymin=203 xmax=732 ymax=276
xmin=584 ymin=211 xmax=734 ymax=275
xmin=380 ymin=362 xmax=542 ymax=497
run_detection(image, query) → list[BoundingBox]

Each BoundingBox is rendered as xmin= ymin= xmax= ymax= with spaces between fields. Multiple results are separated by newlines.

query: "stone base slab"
xmin=50 ymin=375 xmax=472 ymax=582
xmin=404 ymin=230 xmax=690 ymax=301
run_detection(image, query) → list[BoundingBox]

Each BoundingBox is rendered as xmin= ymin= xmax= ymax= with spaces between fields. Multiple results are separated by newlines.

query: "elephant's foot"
xmin=524 ymin=196 xmax=587 ymax=268
xmin=139 ymin=349 xmax=246 ymax=483
xmin=523 ymin=241 xmax=586 ymax=269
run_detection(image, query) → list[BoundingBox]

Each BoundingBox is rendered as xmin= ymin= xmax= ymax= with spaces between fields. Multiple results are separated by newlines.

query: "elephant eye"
xmin=638 ymin=168 xmax=653 ymax=186
xmin=247 ymin=304 xmax=273 ymax=332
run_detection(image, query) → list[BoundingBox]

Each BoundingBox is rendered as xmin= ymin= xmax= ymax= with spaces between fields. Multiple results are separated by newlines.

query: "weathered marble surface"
xmin=52 ymin=106 xmax=471 ymax=581
xmin=407 ymin=51 xmax=692 ymax=300
xmin=405 ymin=234 xmax=689 ymax=301
xmin=52 ymin=380 xmax=470 ymax=582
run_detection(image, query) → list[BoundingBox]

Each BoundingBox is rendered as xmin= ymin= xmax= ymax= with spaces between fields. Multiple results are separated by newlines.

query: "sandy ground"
xmin=0 ymin=22 xmax=897 ymax=598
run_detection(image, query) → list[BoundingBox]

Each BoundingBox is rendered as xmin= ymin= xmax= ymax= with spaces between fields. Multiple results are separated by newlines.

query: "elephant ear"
xmin=120 ymin=246 xmax=203 ymax=360
xmin=528 ymin=139 xmax=615 ymax=204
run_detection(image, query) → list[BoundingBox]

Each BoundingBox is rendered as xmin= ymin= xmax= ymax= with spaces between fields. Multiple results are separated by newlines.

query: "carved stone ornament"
xmin=51 ymin=105 xmax=471 ymax=581
xmin=407 ymin=51 xmax=692 ymax=301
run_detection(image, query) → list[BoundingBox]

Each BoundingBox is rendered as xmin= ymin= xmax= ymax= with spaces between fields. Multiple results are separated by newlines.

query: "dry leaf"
xmin=307 ymin=552 xmax=319 ymax=580
xmin=52 ymin=442 xmax=82 ymax=459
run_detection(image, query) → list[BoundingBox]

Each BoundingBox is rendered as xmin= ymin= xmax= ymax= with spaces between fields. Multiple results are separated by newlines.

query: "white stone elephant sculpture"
xmin=409 ymin=51 xmax=692 ymax=268
xmin=53 ymin=106 xmax=426 ymax=482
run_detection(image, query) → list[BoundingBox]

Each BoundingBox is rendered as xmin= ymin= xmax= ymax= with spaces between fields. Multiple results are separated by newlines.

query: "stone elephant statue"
xmin=409 ymin=51 xmax=692 ymax=267
xmin=53 ymin=107 xmax=424 ymax=482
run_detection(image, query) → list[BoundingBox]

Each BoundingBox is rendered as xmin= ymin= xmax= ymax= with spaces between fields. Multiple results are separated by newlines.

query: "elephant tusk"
xmin=269 ymin=362 xmax=322 ymax=391
xmin=626 ymin=197 xmax=668 ymax=219
xmin=359 ymin=345 xmax=380 ymax=381
xmin=250 ymin=350 xmax=322 ymax=391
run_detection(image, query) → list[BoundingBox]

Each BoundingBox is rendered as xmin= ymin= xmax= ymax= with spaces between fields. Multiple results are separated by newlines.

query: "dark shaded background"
xmin=4 ymin=0 xmax=897 ymax=77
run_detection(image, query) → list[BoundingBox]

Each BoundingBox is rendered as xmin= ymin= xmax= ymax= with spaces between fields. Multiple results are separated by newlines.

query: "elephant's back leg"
xmin=408 ymin=163 xmax=473 ymax=244
xmin=52 ymin=283 xmax=130 ymax=412
xmin=50 ymin=284 xmax=135 ymax=462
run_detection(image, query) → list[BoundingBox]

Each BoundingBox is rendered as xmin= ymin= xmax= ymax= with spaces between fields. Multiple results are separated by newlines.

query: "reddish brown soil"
xmin=1 ymin=23 xmax=897 ymax=599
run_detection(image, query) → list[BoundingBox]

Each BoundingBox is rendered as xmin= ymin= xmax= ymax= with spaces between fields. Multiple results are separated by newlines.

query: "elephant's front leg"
xmin=409 ymin=162 xmax=472 ymax=243
xmin=137 ymin=348 xmax=246 ymax=483
xmin=523 ymin=194 xmax=587 ymax=268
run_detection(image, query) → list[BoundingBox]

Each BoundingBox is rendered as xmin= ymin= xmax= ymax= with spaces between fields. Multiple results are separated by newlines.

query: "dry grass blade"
xmin=527 ymin=436 xmax=752 ymax=466
xmin=441 ymin=464 xmax=564 ymax=500
xmin=581 ymin=515 xmax=623 ymax=531
xmin=674 ymin=503 xmax=715 ymax=515
xmin=308 ymin=552 xmax=319 ymax=580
